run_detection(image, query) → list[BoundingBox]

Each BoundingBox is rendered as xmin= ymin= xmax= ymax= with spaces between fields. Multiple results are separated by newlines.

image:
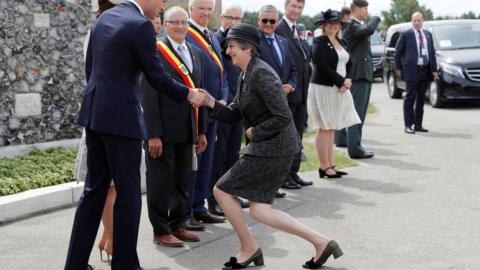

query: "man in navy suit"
xmin=64 ymin=1 xmax=205 ymax=269
xmin=257 ymin=4 xmax=311 ymax=194
xmin=395 ymin=11 xmax=437 ymax=134
xmin=275 ymin=0 xmax=313 ymax=189
xmin=184 ymin=0 xmax=226 ymax=227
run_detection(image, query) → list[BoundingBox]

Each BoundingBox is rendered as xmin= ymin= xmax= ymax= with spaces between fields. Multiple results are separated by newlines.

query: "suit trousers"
xmin=65 ymin=128 xmax=142 ymax=270
xmin=209 ymin=120 xmax=244 ymax=204
xmin=286 ymin=102 xmax=307 ymax=179
xmin=145 ymin=142 xmax=191 ymax=236
xmin=404 ymin=69 xmax=429 ymax=128
xmin=187 ymin=120 xmax=218 ymax=215
xmin=334 ymin=80 xmax=372 ymax=157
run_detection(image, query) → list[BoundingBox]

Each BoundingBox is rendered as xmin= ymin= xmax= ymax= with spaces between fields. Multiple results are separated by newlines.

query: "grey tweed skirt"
xmin=215 ymin=154 xmax=295 ymax=204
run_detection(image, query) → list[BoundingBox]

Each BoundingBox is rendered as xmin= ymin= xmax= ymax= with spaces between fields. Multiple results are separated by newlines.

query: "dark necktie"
xmin=291 ymin=24 xmax=307 ymax=60
xmin=267 ymin=37 xmax=282 ymax=67
xmin=177 ymin=45 xmax=193 ymax=73
xmin=203 ymin=29 xmax=211 ymax=43
xmin=417 ymin=30 xmax=429 ymax=65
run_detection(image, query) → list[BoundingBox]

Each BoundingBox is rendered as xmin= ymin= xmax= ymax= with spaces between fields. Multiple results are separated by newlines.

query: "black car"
xmin=384 ymin=19 xmax=480 ymax=107
xmin=371 ymin=31 xmax=385 ymax=82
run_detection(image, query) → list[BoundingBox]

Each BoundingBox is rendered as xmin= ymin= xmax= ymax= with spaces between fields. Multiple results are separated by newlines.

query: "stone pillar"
xmin=0 ymin=0 xmax=95 ymax=146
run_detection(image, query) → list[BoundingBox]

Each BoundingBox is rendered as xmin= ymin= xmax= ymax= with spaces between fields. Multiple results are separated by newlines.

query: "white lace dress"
xmin=307 ymin=48 xmax=361 ymax=130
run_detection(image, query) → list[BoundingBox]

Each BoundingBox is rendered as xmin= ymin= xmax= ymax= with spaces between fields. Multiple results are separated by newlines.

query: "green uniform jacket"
xmin=343 ymin=16 xmax=381 ymax=82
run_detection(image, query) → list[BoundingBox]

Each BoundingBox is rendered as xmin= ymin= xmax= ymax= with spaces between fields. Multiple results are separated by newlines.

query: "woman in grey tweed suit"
xmin=202 ymin=23 xmax=343 ymax=270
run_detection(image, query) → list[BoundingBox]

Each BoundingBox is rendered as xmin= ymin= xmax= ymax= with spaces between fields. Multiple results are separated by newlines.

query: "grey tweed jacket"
xmin=210 ymin=57 xmax=300 ymax=158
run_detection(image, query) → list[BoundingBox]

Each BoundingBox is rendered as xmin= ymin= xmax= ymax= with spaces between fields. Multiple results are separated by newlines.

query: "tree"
xmin=381 ymin=0 xmax=433 ymax=27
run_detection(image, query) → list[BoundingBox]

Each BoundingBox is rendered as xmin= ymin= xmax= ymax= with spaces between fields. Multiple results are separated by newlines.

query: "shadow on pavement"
xmin=418 ymin=131 xmax=474 ymax=140
xmin=362 ymin=157 xmax=438 ymax=171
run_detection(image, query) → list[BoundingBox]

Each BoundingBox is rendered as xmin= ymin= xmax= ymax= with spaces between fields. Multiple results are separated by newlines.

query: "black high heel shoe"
xmin=222 ymin=248 xmax=264 ymax=269
xmin=318 ymin=167 xmax=341 ymax=179
xmin=331 ymin=165 xmax=348 ymax=176
xmin=302 ymin=240 xmax=343 ymax=269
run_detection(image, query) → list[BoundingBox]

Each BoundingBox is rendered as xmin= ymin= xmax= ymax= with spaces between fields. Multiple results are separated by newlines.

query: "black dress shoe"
xmin=87 ymin=265 xmax=95 ymax=270
xmin=223 ymin=248 xmax=264 ymax=269
xmin=302 ymin=240 xmax=343 ymax=269
xmin=275 ymin=191 xmax=287 ymax=198
xmin=414 ymin=126 xmax=429 ymax=132
xmin=292 ymin=174 xmax=313 ymax=186
xmin=281 ymin=178 xmax=302 ymax=189
xmin=331 ymin=165 xmax=348 ymax=176
xmin=194 ymin=211 xmax=225 ymax=223
xmin=318 ymin=168 xmax=341 ymax=179
xmin=405 ymin=126 xmax=415 ymax=134
xmin=209 ymin=203 xmax=225 ymax=216
xmin=350 ymin=151 xmax=374 ymax=159
xmin=184 ymin=217 xmax=205 ymax=231
xmin=236 ymin=197 xmax=250 ymax=208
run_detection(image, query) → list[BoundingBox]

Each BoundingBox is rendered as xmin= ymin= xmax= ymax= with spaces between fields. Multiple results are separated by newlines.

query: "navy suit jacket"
xmin=77 ymin=2 xmax=189 ymax=139
xmin=395 ymin=28 xmax=437 ymax=82
xmin=259 ymin=34 xmax=297 ymax=89
xmin=186 ymin=23 xmax=228 ymax=102
xmin=214 ymin=28 xmax=241 ymax=104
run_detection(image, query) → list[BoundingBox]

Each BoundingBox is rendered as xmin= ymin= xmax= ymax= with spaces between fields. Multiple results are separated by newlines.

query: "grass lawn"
xmin=299 ymin=129 xmax=358 ymax=172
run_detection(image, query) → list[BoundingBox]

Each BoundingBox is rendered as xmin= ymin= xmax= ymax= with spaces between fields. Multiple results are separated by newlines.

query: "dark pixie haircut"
xmin=285 ymin=0 xmax=305 ymax=6
xmin=97 ymin=0 xmax=115 ymax=17
xmin=351 ymin=0 xmax=368 ymax=9
xmin=341 ymin=6 xmax=351 ymax=16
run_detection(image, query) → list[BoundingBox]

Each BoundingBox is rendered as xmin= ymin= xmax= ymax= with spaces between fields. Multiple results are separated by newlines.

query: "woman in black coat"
xmin=200 ymin=23 xmax=343 ymax=270
xmin=307 ymin=9 xmax=360 ymax=179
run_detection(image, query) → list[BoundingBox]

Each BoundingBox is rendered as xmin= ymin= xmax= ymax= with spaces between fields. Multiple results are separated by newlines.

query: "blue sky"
xmin=236 ymin=0 xmax=479 ymax=18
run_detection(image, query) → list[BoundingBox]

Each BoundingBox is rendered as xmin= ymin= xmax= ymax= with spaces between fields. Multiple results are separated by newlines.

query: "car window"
xmin=432 ymin=23 xmax=480 ymax=50
xmin=388 ymin=32 xmax=400 ymax=48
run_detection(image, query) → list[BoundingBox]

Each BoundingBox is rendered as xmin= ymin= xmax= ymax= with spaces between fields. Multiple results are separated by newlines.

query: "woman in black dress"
xmin=201 ymin=23 xmax=343 ymax=269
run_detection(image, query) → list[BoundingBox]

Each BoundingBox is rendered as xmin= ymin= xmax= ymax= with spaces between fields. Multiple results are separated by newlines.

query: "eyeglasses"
xmin=222 ymin=15 xmax=242 ymax=21
xmin=165 ymin=20 xmax=189 ymax=26
xmin=261 ymin=18 xmax=277 ymax=25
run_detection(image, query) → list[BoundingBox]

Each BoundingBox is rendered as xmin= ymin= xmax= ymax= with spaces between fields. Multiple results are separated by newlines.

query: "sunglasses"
xmin=261 ymin=18 xmax=277 ymax=25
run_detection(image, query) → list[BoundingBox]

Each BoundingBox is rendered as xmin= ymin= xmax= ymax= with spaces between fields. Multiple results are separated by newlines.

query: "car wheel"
xmin=387 ymin=72 xmax=402 ymax=99
xmin=428 ymin=80 xmax=445 ymax=108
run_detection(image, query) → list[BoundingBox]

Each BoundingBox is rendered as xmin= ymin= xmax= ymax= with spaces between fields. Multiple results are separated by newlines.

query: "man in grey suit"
xmin=334 ymin=0 xmax=380 ymax=159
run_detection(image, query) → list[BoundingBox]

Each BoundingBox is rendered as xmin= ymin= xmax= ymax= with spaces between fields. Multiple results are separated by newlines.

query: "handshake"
xmin=187 ymin=88 xmax=216 ymax=108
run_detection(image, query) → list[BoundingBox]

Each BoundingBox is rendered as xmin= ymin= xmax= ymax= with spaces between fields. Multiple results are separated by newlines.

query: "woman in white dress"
xmin=307 ymin=9 xmax=360 ymax=179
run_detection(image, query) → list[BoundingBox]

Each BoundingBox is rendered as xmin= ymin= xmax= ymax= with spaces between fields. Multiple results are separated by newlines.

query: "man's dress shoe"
xmin=172 ymin=228 xmax=200 ymax=242
xmin=292 ymin=174 xmax=313 ymax=186
xmin=282 ymin=178 xmax=302 ymax=189
xmin=414 ymin=126 xmax=429 ymax=132
xmin=184 ymin=217 xmax=205 ymax=231
xmin=194 ymin=211 xmax=225 ymax=223
xmin=87 ymin=265 xmax=95 ymax=270
xmin=350 ymin=151 xmax=374 ymax=159
xmin=236 ymin=197 xmax=250 ymax=208
xmin=275 ymin=191 xmax=287 ymax=198
xmin=404 ymin=127 xmax=415 ymax=134
xmin=153 ymin=234 xmax=184 ymax=247
xmin=209 ymin=203 xmax=225 ymax=216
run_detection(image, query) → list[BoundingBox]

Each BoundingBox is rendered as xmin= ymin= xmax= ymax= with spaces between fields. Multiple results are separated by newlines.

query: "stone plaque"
xmin=14 ymin=93 xmax=42 ymax=117
xmin=34 ymin=13 xmax=50 ymax=28
xmin=91 ymin=0 xmax=99 ymax=12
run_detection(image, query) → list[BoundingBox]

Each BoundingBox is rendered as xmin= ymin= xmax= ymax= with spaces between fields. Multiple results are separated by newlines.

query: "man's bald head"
xmin=411 ymin=12 xmax=424 ymax=30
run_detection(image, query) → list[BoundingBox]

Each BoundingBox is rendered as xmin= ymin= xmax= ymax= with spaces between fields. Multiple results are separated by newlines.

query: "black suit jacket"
xmin=311 ymin=36 xmax=351 ymax=87
xmin=275 ymin=19 xmax=312 ymax=104
xmin=141 ymin=39 xmax=206 ymax=144
xmin=259 ymin=34 xmax=297 ymax=89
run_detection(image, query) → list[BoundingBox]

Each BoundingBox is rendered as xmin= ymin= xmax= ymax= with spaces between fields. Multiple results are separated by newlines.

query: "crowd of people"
xmin=65 ymin=0 xmax=437 ymax=269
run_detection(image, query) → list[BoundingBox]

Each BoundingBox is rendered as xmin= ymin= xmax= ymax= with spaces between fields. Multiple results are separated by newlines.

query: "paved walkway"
xmin=1 ymin=83 xmax=480 ymax=270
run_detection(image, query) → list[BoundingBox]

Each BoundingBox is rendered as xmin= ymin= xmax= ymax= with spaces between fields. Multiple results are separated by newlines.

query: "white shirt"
xmin=413 ymin=28 xmax=429 ymax=65
xmin=167 ymin=36 xmax=193 ymax=73
xmin=189 ymin=19 xmax=209 ymax=35
xmin=127 ymin=0 xmax=144 ymax=16
xmin=282 ymin=16 xmax=299 ymax=38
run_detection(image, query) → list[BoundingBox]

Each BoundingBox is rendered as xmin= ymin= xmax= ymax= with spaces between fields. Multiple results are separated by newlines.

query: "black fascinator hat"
xmin=314 ymin=9 xmax=342 ymax=26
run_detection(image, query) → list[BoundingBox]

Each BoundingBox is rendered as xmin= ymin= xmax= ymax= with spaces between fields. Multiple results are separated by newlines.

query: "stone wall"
xmin=0 ymin=0 xmax=96 ymax=146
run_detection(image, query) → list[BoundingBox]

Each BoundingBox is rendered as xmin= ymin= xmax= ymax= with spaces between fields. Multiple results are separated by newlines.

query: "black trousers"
xmin=286 ymin=102 xmax=307 ymax=179
xmin=404 ymin=68 xmax=430 ymax=128
xmin=209 ymin=120 xmax=244 ymax=205
xmin=65 ymin=128 xmax=142 ymax=270
xmin=145 ymin=142 xmax=191 ymax=236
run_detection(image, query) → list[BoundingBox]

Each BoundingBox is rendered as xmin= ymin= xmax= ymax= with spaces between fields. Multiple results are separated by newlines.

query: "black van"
xmin=384 ymin=19 xmax=480 ymax=107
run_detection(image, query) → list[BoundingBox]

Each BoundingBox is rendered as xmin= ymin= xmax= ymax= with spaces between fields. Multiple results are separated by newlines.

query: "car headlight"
xmin=441 ymin=63 xmax=465 ymax=79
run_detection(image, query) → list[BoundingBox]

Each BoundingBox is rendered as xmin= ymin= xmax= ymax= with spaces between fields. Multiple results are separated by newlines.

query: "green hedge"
xmin=0 ymin=147 xmax=77 ymax=196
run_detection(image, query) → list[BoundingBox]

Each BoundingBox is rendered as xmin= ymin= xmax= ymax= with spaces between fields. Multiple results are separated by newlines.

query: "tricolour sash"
xmin=156 ymin=41 xmax=199 ymax=137
xmin=187 ymin=26 xmax=224 ymax=74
